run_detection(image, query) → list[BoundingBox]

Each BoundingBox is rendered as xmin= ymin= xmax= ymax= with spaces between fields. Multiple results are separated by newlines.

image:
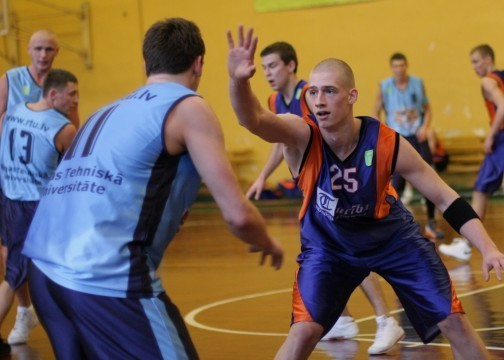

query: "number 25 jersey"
xmin=297 ymin=116 xmax=422 ymax=256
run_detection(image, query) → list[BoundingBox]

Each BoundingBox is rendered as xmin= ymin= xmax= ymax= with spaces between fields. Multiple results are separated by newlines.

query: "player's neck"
xmin=27 ymin=98 xmax=51 ymax=111
xmin=394 ymin=75 xmax=409 ymax=89
xmin=146 ymin=73 xmax=198 ymax=91
xmin=279 ymin=76 xmax=299 ymax=104
xmin=321 ymin=116 xmax=361 ymax=160
xmin=27 ymin=64 xmax=49 ymax=86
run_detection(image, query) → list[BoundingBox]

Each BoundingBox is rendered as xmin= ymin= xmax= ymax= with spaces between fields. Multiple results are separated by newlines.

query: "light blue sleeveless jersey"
xmin=380 ymin=75 xmax=426 ymax=136
xmin=23 ymin=82 xmax=202 ymax=298
xmin=0 ymin=103 xmax=69 ymax=200
xmin=6 ymin=67 xmax=42 ymax=111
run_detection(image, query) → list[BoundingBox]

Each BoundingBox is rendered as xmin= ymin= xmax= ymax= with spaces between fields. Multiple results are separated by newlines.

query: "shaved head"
xmin=311 ymin=58 xmax=355 ymax=90
xmin=27 ymin=29 xmax=59 ymax=75
xmin=29 ymin=29 xmax=58 ymax=48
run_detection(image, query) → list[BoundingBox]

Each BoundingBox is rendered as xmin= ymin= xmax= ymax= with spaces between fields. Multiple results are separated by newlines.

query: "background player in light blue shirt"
xmin=0 ymin=31 xmax=80 ymax=346
xmin=372 ymin=53 xmax=443 ymax=240
xmin=23 ymin=18 xmax=283 ymax=359
xmin=0 ymin=69 xmax=77 ymax=355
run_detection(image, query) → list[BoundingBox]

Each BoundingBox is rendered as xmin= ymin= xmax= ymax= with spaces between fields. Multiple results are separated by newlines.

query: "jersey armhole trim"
xmin=161 ymin=93 xmax=200 ymax=155
xmin=391 ymin=132 xmax=400 ymax=174
xmin=298 ymin=123 xmax=313 ymax=175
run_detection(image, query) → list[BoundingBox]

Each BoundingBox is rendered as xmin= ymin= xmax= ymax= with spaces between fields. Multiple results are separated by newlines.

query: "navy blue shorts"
xmin=474 ymin=131 xmax=504 ymax=194
xmin=28 ymin=262 xmax=199 ymax=359
xmin=0 ymin=191 xmax=38 ymax=289
xmin=292 ymin=237 xmax=463 ymax=344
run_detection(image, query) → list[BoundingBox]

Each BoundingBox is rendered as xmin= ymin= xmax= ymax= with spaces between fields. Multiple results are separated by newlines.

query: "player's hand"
xmin=483 ymin=135 xmax=494 ymax=154
xmin=227 ymin=25 xmax=258 ymax=81
xmin=481 ymin=247 xmax=504 ymax=281
xmin=416 ymin=126 xmax=427 ymax=143
xmin=246 ymin=177 xmax=266 ymax=200
xmin=249 ymin=238 xmax=283 ymax=270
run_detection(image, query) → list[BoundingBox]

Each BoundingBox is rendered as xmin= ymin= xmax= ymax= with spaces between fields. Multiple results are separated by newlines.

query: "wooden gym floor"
xmin=3 ymin=199 xmax=504 ymax=359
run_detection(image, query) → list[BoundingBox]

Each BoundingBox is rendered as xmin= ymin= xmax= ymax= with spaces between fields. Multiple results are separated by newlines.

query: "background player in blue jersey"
xmin=249 ymin=40 xmax=404 ymax=354
xmin=0 ymin=30 xmax=79 ymax=345
xmin=227 ymin=26 xmax=504 ymax=360
xmin=246 ymin=41 xmax=310 ymax=200
xmin=23 ymin=18 xmax=282 ymax=359
xmin=440 ymin=44 xmax=504 ymax=262
xmin=0 ymin=69 xmax=78 ymax=355
xmin=372 ymin=53 xmax=444 ymax=240
xmin=0 ymin=30 xmax=79 ymax=127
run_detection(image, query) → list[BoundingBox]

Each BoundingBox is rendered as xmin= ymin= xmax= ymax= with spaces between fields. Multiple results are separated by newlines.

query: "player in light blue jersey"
xmin=0 ymin=30 xmax=79 ymax=128
xmin=0 ymin=69 xmax=78 ymax=355
xmin=0 ymin=31 xmax=79 ymax=346
xmin=23 ymin=18 xmax=283 ymax=359
xmin=372 ymin=53 xmax=443 ymax=240
xmin=228 ymin=26 xmax=504 ymax=360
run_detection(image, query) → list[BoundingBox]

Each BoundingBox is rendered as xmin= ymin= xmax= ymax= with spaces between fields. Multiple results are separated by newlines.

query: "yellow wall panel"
xmin=2 ymin=0 xmax=502 ymax=185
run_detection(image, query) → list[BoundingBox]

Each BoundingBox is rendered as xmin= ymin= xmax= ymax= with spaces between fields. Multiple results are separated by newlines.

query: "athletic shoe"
xmin=367 ymin=316 xmax=405 ymax=355
xmin=7 ymin=306 xmax=39 ymax=344
xmin=321 ymin=316 xmax=359 ymax=341
xmin=439 ymin=238 xmax=472 ymax=262
xmin=448 ymin=264 xmax=472 ymax=286
xmin=0 ymin=338 xmax=10 ymax=355
xmin=400 ymin=186 xmax=414 ymax=205
xmin=425 ymin=220 xmax=444 ymax=240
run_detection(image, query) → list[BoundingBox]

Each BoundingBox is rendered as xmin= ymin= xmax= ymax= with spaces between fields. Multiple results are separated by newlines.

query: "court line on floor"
xmin=184 ymin=283 xmax=504 ymax=347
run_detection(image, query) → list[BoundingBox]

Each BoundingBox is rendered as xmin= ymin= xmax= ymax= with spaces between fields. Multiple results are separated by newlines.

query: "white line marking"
xmin=184 ymin=283 xmax=504 ymax=350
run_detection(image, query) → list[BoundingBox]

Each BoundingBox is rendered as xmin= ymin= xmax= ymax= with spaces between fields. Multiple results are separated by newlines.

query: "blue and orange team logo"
xmin=316 ymin=186 xmax=338 ymax=220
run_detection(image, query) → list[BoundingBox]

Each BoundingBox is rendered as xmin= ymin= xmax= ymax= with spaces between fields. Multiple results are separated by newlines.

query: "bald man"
xmin=0 ymin=30 xmax=78 ymax=347
xmin=228 ymin=27 xmax=504 ymax=360
xmin=0 ymin=29 xmax=79 ymax=127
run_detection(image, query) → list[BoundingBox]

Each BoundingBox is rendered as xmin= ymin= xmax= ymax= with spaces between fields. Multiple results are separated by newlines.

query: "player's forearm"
xmin=489 ymin=107 xmax=504 ymax=137
xmin=258 ymin=144 xmax=284 ymax=180
xmin=460 ymin=219 xmax=499 ymax=254
xmin=422 ymin=108 xmax=432 ymax=129
xmin=224 ymin=199 xmax=274 ymax=250
xmin=229 ymin=78 xmax=266 ymax=132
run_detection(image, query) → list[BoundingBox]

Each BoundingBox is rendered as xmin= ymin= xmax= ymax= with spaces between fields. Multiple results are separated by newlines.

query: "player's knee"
xmin=438 ymin=313 xmax=469 ymax=336
xmin=290 ymin=321 xmax=323 ymax=346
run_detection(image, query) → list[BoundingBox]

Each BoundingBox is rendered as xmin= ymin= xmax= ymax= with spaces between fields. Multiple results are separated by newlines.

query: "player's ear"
xmin=46 ymin=88 xmax=58 ymax=104
xmin=287 ymin=59 xmax=296 ymax=74
xmin=193 ymin=55 xmax=203 ymax=77
xmin=348 ymin=88 xmax=358 ymax=105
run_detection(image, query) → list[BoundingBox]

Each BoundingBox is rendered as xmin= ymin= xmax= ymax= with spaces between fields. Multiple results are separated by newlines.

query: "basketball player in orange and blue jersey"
xmin=246 ymin=42 xmax=310 ymax=200
xmin=228 ymin=26 xmax=504 ymax=360
xmin=249 ymin=41 xmax=404 ymax=354
xmin=440 ymin=44 xmax=504 ymax=262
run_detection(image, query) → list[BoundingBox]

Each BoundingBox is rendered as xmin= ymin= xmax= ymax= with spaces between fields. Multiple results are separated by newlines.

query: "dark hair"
xmin=471 ymin=44 xmax=495 ymax=62
xmin=143 ymin=18 xmax=205 ymax=76
xmin=260 ymin=42 xmax=298 ymax=73
xmin=42 ymin=69 xmax=77 ymax=97
xmin=389 ymin=52 xmax=407 ymax=64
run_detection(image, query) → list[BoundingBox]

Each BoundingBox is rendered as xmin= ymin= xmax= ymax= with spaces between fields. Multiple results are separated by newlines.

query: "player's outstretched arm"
xmin=246 ymin=143 xmax=284 ymax=200
xmin=396 ymin=136 xmax=504 ymax=280
xmin=227 ymin=26 xmax=308 ymax=149
xmin=166 ymin=95 xmax=283 ymax=269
